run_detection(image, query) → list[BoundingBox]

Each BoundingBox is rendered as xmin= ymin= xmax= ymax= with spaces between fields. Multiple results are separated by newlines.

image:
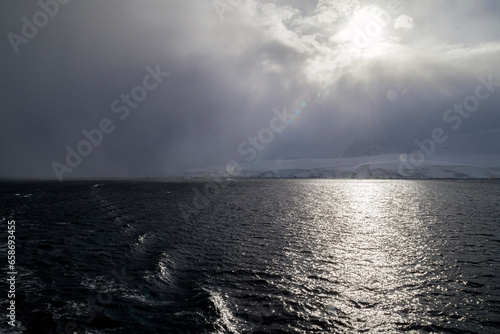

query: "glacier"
xmin=184 ymin=154 xmax=500 ymax=179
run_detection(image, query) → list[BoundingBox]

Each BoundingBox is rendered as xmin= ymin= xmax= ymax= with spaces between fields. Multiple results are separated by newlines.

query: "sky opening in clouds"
xmin=1 ymin=0 xmax=499 ymax=178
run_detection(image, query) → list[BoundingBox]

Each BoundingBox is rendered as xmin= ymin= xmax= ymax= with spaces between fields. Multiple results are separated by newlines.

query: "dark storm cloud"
xmin=1 ymin=0 xmax=500 ymax=179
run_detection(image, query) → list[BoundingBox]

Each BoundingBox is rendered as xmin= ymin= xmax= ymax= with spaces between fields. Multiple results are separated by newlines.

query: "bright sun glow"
xmin=338 ymin=6 xmax=393 ymax=56
xmin=304 ymin=5 xmax=393 ymax=84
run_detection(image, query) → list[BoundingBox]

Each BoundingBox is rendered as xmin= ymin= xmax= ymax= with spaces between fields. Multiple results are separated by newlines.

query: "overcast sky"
xmin=1 ymin=0 xmax=499 ymax=179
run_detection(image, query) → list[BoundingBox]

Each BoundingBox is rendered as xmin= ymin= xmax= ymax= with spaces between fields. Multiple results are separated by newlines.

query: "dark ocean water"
xmin=1 ymin=179 xmax=499 ymax=333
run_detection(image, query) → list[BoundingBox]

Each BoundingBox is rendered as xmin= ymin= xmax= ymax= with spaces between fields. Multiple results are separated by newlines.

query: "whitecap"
xmin=156 ymin=252 xmax=174 ymax=285
xmin=208 ymin=290 xmax=240 ymax=334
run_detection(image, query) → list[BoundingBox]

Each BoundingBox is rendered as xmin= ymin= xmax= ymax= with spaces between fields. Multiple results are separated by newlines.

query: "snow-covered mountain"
xmin=185 ymin=129 xmax=500 ymax=179
xmin=184 ymin=154 xmax=500 ymax=179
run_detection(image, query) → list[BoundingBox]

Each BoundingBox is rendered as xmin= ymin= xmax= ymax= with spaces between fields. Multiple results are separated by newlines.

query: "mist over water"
xmin=1 ymin=180 xmax=499 ymax=333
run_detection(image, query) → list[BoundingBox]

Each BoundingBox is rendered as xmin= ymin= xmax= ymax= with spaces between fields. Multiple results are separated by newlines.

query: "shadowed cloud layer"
xmin=1 ymin=0 xmax=499 ymax=178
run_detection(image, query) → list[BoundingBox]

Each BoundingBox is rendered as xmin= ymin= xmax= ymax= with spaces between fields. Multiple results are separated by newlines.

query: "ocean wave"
xmin=208 ymin=289 xmax=241 ymax=334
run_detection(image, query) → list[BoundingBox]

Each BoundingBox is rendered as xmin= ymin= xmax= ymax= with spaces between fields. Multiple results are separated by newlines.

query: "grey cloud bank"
xmin=51 ymin=64 xmax=169 ymax=181
xmin=1 ymin=0 xmax=500 ymax=179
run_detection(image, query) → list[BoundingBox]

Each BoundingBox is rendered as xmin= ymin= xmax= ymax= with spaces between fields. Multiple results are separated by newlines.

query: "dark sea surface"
xmin=1 ymin=179 xmax=499 ymax=333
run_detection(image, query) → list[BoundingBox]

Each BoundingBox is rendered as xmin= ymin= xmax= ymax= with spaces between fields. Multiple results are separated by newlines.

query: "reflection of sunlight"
xmin=286 ymin=180 xmax=432 ymax=331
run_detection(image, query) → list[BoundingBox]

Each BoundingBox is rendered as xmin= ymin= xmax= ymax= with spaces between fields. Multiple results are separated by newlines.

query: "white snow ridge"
xmin=185 ymin=154 xmax=500 ymax=179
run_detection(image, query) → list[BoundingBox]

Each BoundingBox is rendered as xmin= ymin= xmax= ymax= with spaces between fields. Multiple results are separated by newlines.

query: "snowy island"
xmin=184 ymin=154 xmax=500 ymax=179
